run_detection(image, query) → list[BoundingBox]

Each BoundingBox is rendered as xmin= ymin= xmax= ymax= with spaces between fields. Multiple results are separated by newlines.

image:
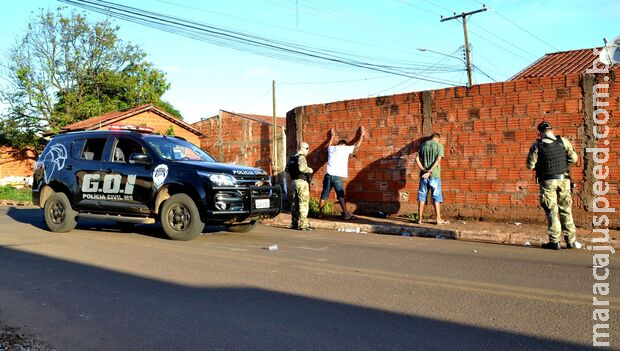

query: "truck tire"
xmin=225 ymin=220 xmax=258 ymax=233
xmin=44 ymin=192 xmax=77 ymax=233
xmin=160 ymin=194 xmax=203 ymax=241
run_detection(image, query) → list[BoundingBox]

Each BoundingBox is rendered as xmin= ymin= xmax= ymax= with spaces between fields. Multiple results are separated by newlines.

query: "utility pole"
xmin=272 ymin=80 xmax=277 ymax=179
xmin=440 ymin=6 xmax=487 ymax=87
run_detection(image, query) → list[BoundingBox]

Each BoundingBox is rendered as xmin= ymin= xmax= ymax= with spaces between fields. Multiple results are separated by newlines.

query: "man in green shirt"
xmin=415 ymin=133 xmax=446 ymax=224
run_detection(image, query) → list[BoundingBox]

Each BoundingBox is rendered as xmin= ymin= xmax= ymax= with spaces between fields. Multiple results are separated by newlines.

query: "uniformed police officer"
xmin=526 ymin=121 xmax=580 ymax=250
xmin=286 ymin=141 xmax=314 ymax=231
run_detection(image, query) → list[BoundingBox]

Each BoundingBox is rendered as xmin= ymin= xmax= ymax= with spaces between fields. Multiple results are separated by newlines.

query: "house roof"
xmin=215 ymin=110 xmax=286 ymax=128
xmin=57 ymin=104 xmax=205 ymax=136
xmin=509 ymin=48 xmax=608 ymax=80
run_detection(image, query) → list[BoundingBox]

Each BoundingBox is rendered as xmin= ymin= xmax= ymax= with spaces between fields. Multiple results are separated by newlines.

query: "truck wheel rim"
xmin=168 ymin=205 xmax=190 ymax=231
xmin=50 ymin=201 xmax=65 ymax=224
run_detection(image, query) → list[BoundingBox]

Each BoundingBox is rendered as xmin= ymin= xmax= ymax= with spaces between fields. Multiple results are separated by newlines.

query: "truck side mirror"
xmin=129 ymin=153 xmax=150 ymax=165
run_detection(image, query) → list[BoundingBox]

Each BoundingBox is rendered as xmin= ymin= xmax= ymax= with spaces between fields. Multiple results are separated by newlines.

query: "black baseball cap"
xmin=537 ymin=121 xmax=553 ymax=132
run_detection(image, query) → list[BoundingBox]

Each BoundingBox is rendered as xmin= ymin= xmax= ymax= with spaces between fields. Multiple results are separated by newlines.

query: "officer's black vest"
xmin=286 ymin=154 xmax=310 ymax=182
xmin=536 ymin=136 xmax=568 ymax=178
xmin=286 ymin=154 xmax=301 ymax=178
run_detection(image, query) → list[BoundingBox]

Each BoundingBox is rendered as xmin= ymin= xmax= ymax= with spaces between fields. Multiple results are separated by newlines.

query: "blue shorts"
xmin=418 ymin=177 xmax=443 ymax=203
xmin=320 ymin=174 xmax=345 ymax=200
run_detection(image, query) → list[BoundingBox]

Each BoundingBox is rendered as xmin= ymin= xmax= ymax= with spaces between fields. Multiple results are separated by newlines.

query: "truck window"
xmin=80 ymin=138 xmax=106 ymax=161
xmin=112 ymin=138 xmax=146 ymax=163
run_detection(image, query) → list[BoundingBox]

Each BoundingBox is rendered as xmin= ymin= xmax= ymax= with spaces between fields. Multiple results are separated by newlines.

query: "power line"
xmin=371 ymin=47 xmax=463 ymax=95
xmin=473 ymin=64 xmax=495 ymax=82
xmin=420 ymin=0 xmax=452 ymax=12
xmin=304 ymin=0 xmax=438 ymax=41
xmin=150 ymin=1 xmax=460 ymax=71
xmin=471 ymin=46 xmax=511 ymax=78
xmin=288 ymin=0 xmax=448 ymax=50
xmin=281 ymin=75 xmax=392 ymax=85
xmin=370 ymin=55 xmax=454 ymax=96
xmin=452 ymin=18 xmax=533 ymax=62
xmin=467 ymin=17 xmax=537 ymax=58
xmin=473 ymin=0 xmax=558 ymax=51
xmin=397 ymin=0 xmax=442 ymax=16
xmin=59 ymin=0 xmax=461 ymax=86
xmin=240 ymin=87 xmax=272 ymax=112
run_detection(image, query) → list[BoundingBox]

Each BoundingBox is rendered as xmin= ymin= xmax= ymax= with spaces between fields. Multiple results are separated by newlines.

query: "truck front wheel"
xmin=160 ymin=194 xmax=204 ymax=241
xmin=44 ymin=192 xmax=77 ymax=233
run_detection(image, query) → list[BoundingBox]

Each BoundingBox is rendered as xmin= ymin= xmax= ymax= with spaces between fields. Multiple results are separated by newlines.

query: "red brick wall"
xmin=287 ymin=70 xmax=619 ymax=226
xmin=0 ymin=146 xmax=36 ymax=180
xmin=192 ymin=112 xmax=285 ymax=174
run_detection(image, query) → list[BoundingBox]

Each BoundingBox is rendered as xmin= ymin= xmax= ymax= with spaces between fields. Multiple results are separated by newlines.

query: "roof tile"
xmin=510 ymin=47 xmax=611 ymax=80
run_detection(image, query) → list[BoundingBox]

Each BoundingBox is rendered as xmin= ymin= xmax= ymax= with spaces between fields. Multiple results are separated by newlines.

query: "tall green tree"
xmin=0 ymin=8 xmax=181 ymax=151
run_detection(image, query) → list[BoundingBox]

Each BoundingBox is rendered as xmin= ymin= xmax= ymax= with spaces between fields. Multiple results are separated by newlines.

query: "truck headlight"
xmin=198 ymin=172 xmax=237 ymax=186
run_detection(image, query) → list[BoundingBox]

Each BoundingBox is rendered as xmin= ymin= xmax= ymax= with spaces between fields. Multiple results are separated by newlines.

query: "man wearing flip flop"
xmin=319 ymin=126 xmax=365 ymax=220
xmin=415 ymin=132 xmax=448 ymax=225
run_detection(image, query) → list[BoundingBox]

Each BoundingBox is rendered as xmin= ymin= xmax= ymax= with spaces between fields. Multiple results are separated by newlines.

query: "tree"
xmin=0 ymin=8 xmax=181 ymax=151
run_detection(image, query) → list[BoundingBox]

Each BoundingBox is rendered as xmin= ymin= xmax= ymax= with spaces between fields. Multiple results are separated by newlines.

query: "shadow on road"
xmin=0 ymin=245 xmax=597 ymax=351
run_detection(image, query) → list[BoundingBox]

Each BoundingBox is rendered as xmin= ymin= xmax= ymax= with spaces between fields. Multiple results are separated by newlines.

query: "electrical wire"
xmin=281 ymin=76 xmax=393 ymax=85
xmin=420 ymin=0 xmax=452 ymax=12
xmin=285 ymin=0 xmax=445 ymax=49
xmin=467 ymin=17 xmax=538 ymax=58
xmin=59 ymin=0 xmax=463 ymax=86
xmin=396 ymin=0 xmax=442 ymax=16
xmin=471 ymin=49 xmax=510 ymax=78
xmin=371 ymin=47 xmax=462 ymax=95
xmin=451 ymin=18 xmax=533 ymax=62
xmin=240 ymin=87 xmax=272 ymax=112
xmin=473 ymin=64 xmax=495 ymax=82
xmin=157 ymin=0 xmax=432 ymax=60
xmin=473 ymin=0 xmax=558 ymax=51
xmin=302 ymin=0 xmax=438 ymax=41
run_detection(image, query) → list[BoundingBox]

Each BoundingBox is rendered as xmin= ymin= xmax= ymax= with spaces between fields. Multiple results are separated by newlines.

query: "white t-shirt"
xmin=326 ymin=145 xmax=355 ymax=178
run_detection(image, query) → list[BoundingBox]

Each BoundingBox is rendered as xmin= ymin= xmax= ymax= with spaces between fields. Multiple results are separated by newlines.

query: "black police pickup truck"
xmin=32 ymin=128 xmax=281 ymax=240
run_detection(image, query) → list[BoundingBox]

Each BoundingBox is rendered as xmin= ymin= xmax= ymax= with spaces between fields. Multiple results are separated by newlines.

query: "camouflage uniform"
xmin=526 ymin=135 xmax=578 ymax=244
xmin=289 ymin=152 xmax=313 ymax=229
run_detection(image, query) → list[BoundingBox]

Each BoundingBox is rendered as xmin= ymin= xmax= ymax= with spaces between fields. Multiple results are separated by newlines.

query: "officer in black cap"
xmin=526 ymin=121 xmax=580 ymax=250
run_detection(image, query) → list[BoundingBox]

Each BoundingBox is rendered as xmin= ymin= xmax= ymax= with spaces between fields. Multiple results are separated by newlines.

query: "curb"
xmin=0 ymin=200 xmax=33 ymax=207
xmin=262 ymin=214 xmax=620 ymax=249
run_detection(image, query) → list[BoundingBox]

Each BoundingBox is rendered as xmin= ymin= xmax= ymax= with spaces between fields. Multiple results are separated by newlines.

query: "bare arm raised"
xmin=353 ymin=126 xmax=365 ymax=151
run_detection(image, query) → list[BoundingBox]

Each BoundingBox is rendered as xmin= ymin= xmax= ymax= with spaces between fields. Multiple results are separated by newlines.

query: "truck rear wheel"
xmin=160 ymin=194 xmax=203 ymax=241
xmin=225 ymin=220 xmax=258 ymax=233
xmin=44 ymin=192 xmax=77 ymax=233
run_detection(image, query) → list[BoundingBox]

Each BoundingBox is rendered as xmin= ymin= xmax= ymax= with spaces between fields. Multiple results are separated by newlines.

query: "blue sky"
xmin=0 ymin=0 xmax=617 ymax=123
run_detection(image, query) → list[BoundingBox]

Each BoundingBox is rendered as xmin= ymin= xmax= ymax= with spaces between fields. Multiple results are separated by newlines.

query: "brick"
xmin=275 ymin=68 xmax=620 ymax=224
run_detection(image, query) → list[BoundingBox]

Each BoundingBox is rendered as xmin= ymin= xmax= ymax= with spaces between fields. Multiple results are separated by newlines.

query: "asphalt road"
xmin=0 ymin=206 xmax=618 ymax=350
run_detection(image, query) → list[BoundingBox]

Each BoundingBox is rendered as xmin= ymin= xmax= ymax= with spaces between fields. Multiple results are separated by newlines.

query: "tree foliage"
xmin=0 ymin=8 xmax=181 ymax=150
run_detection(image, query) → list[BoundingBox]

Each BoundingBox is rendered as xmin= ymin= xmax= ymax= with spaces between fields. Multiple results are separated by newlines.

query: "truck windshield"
xmin=146 ymin=137 xmax=215 ymax=162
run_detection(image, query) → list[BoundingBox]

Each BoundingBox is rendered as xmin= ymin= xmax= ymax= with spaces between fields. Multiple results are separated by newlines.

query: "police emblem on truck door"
xmin=153 ymin=164 xmax=168 ymax=188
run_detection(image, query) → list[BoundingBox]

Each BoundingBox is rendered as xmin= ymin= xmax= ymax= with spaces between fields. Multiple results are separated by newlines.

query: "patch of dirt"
xmin=0 ymin=322 xmax=55 ymax=351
